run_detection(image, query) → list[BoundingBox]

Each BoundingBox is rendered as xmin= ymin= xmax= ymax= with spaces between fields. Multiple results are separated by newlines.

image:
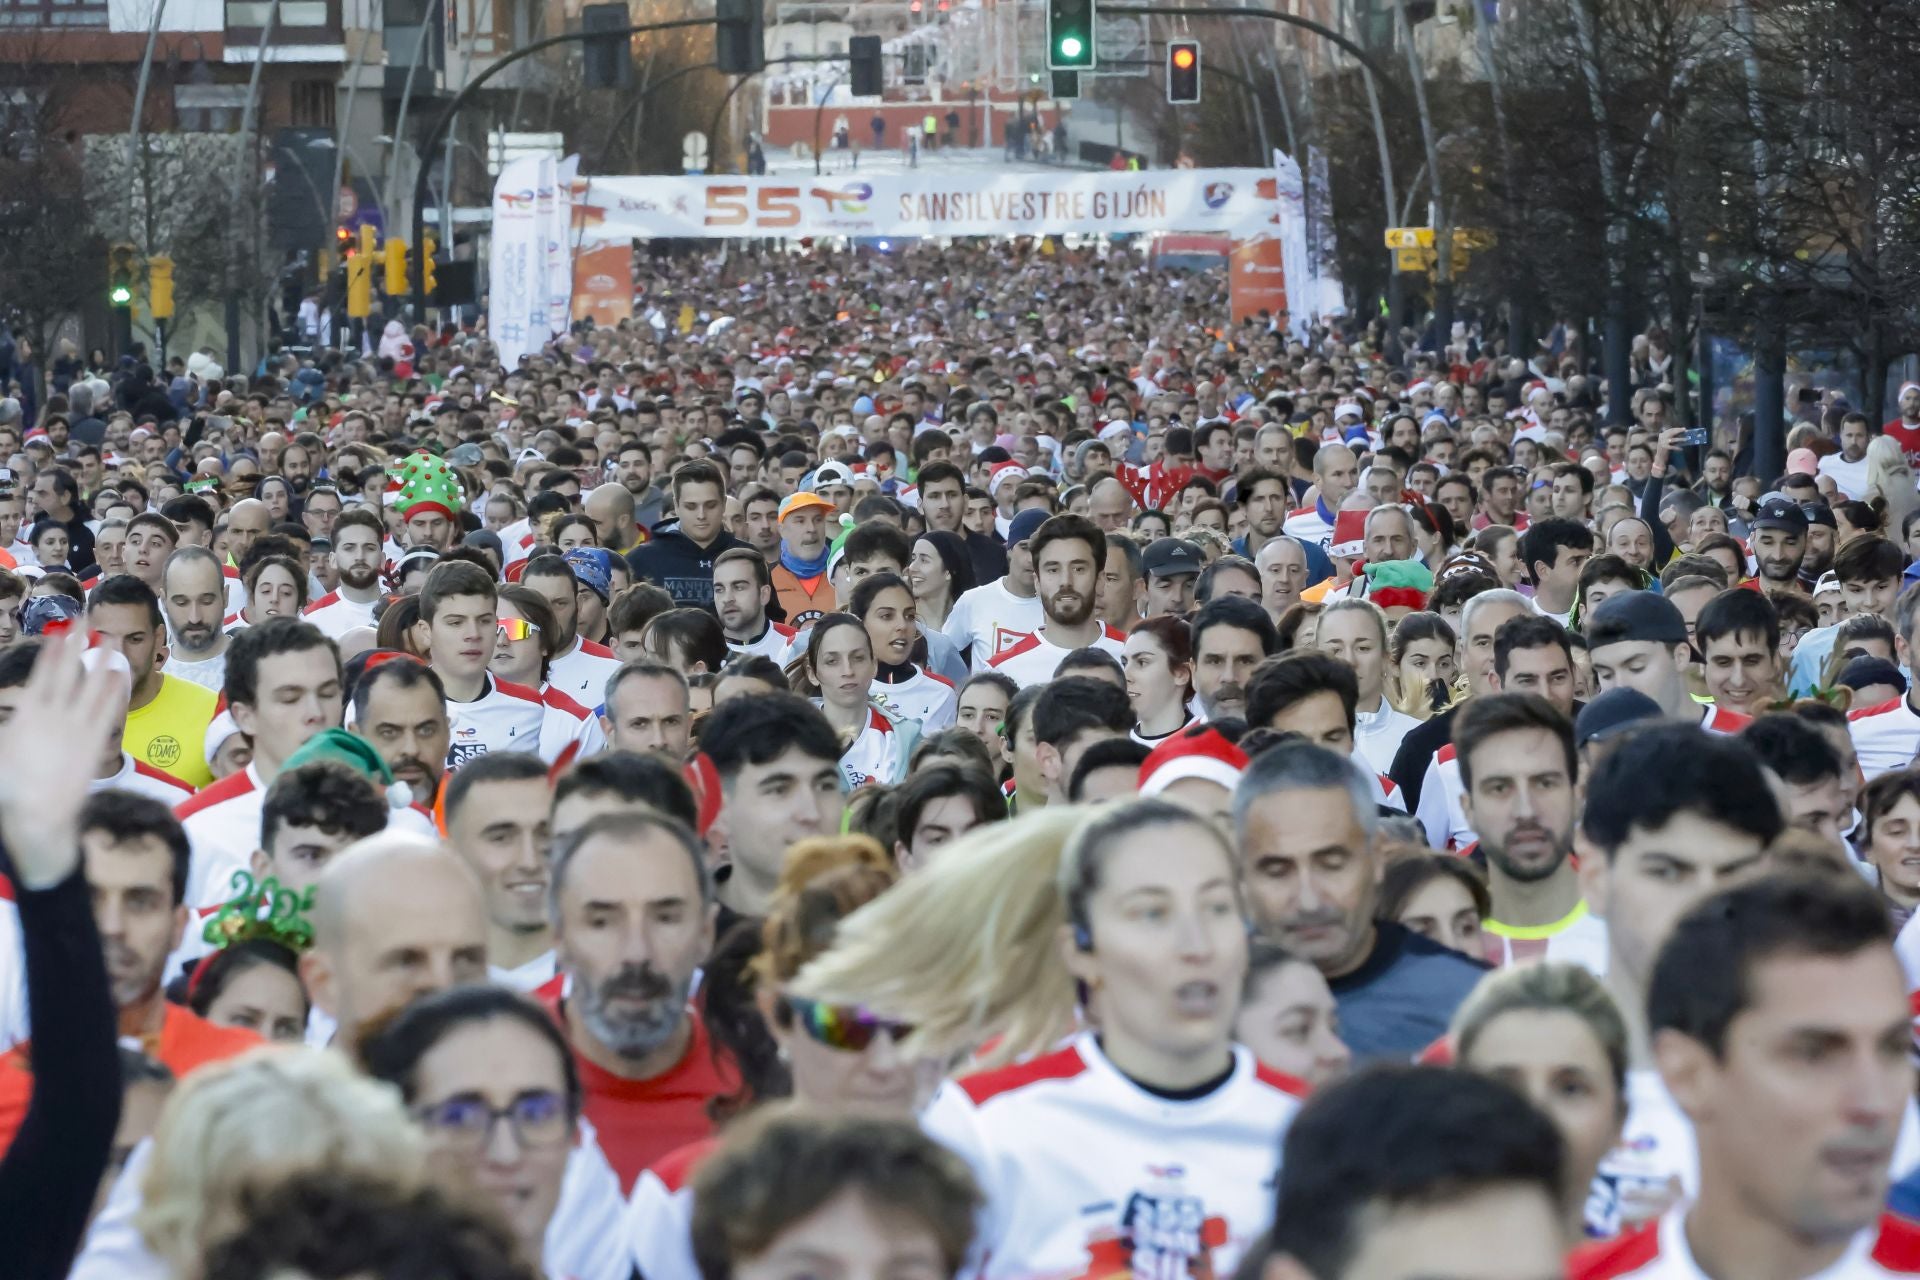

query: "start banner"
xmin=577 ymin=169 xmax=1278 ymax=241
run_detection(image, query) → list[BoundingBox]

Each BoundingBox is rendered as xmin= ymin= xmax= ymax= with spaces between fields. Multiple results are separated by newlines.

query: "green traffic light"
xmin=1058 ymin=35 xmax=1082 ymax=57
xmin=109 ymin=285 xmax=132 ymax=305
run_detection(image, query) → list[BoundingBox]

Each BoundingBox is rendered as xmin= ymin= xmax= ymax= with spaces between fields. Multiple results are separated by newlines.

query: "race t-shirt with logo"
xmin=124 ymin=675 xmax=216 ymax=789
xmin=445 ymin=675 xmax=548 ymax=768
xmin=920 ymin=1032 xmax=1304 ymax=1280
xmin=869 ymin=666 xmax=957 ymax=732
xmin=943 ymin=579 xmax=1044 ymax=672
xmin=821 ymin=705 xmax=909 ymax=788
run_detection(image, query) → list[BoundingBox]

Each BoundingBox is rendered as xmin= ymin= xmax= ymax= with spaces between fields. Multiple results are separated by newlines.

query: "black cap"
xmin=1800 ymin=501 xmax=1837 ymax=530
xmin=1574 ymin=687 xmax=1664 ymax=748
xmin=1142 ymin=537 xmax=1205 ymax=579
xmin=1752 ymin=497 xmax=1808 ymax=534
xmin=1838 ymin=656 xmax=1908 ymax=696
xmin=1005 ymin=508 xmax=1049 ymax=549
xmin=1586 ymin=591 xmax=1690 ymax=647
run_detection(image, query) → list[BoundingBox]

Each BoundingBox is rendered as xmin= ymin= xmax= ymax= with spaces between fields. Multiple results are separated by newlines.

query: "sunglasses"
xmin=497 ymin=618 xmax=541 ymax=641
xmin=783 ymin=995 xmax=912 ymax=1053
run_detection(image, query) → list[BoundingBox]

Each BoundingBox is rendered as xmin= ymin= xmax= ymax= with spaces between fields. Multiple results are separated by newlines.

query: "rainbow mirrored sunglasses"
xmin=782 ymin=994 xmax=913 ymax=1052
xmin=496 ymin=618 xmax=541 ymax=642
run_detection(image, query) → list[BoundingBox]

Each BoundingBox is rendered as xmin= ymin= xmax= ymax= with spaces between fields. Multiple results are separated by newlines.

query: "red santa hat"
xmin=988 ymin=461 xmax=1030 ymax=497
xmin=1330 ymin=509 xmax=1369 ymax=559
xmin=1139 ymin=725 xmax=1249 ymax=798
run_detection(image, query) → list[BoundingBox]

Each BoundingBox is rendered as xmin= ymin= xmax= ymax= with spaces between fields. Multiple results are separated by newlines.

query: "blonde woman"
xmin=793 ymin=799 xmax=1302 ymax=1280
xmin=1451 ymin=963 xmax=1630 ymax=1241
xmin=136 ymin=1047 xmax=426 ymax=1279
xmin=1866 ymin=434 xmax=1919 ymax=541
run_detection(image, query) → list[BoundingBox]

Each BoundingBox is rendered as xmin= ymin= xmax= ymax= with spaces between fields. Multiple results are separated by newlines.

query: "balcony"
xmin=226 ymin=0 xmax=346 ymax=53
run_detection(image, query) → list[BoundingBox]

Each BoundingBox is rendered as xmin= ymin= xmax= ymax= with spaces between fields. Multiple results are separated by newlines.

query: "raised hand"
xmin=0 ymin=635 xmax=132 ymax=889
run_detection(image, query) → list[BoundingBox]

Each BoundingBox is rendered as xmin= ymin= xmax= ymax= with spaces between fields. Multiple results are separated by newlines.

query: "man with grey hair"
xmin=68 ymin=380 xmax=107 ymax=446
xmin=1235 ymin=740 xmax=1486 ymax=1062
xmin=545 ymin=809 xmax=732 ymax=1192
xmin=1387 ymin=587 xmax=1532 ymax=809
xmin=160 ymin=545 xmax=232 ymax=691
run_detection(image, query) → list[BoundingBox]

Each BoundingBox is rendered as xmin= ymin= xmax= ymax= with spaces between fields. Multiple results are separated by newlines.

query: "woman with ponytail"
xmin=791 ymin=799 xmax=1305 ymax=1280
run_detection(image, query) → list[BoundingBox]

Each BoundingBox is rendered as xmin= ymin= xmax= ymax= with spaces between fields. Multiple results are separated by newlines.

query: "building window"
xmin=173 ymin=83 xmax=248 ymax=132
xmin=290 ymin=80 xmax=335 ymax=128
xmin=0 ymin=0 xmax=108 ymax=25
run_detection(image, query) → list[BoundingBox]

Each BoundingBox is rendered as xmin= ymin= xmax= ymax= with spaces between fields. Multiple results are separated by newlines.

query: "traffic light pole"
xmin=1096 ymin=2 xmax=1404 ymax=324
xmin=408 ymin=14 xmax=717 ymax=314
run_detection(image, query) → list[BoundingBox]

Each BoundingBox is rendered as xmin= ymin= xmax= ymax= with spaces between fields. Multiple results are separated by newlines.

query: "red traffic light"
xmin=1172 ymin=46 xmax=1195 ymax=69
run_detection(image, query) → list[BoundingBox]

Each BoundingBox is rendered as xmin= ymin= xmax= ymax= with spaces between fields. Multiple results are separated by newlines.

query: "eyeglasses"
xmin=783 ymin=995 xmax=913 ymax=1053
xmin=415 ymin=1090 xmax=570 ymax=1152
xmin=497 ymin=618 xmax=541 ymax=641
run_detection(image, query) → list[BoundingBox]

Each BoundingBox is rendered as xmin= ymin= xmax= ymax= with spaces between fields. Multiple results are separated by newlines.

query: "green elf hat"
xmin=390 ymin=449 xmax=464 ymax=524
xmin=1363 ymin=559 xmax=1435 ymax=611
xmin=282 ymin=727 xmax=413 ymax=810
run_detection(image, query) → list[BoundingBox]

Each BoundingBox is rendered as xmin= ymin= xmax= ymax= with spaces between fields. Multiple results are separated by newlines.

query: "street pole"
xmin=1391 ymin=0 xmax=1447 ymax=350
xmin=814 ymin=75 xmax=844 ymax=175
xmin=408 ymin=14 xmax=715 ymax=314
xmin=125 ymin=0 xmax=169 ymax=246
xmin=234 ymin=0 xmax=282 ymax=370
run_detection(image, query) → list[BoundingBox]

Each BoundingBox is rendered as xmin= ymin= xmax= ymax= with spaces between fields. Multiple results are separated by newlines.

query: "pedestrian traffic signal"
xmin=148 ymin=255 xmax=174 ymax=320
xmin=1167 ymin=39 xmax=1200 ymax=103
xmin=715 ymin=0 xmax=765 ymax=74
xmin=384 ymin=238 xmax=408 ymax=296
xmin=108 ymin=243 xmax=137 ymax=306
xmin=1047 ymin=0 xmax=1094 ymax=69
xmin=849 ymin=34 xmax=882 ymax=96
xmin=422 ymin=234 xmax=439 ymax=300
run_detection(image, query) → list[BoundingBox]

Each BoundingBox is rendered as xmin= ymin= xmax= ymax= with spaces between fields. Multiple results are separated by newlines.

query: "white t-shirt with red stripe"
xmin=869 ymin=666 xmax=957 ymax=732
xmin=920 ymin=1032 xmax=1305 ymax=1280
xmin=727 ymin=620 xmax=797 ymax=662
xmin=176 ymin=764 xmax=268 ymax=910
xmin=624 ymin=1139 xmax=712 ymax=1280
xmin=301 ymin=590 xmax=378 ymax=640
xmin=548 ymin=636 xmax=623 ymax=709
xmin=1417 ymin=744 xmax=1473 ymax=852
xmin=93 ymin=755 xmax=196 ymax=805
xmin=987 ymin=624 xmax=1127 ymax=689
xmin=537 ymin=682 xmax=608 ymax=764
xmin=1851 ymin=694 xmax=1920 ymax=782
xmin=1571 ymin=1207 xmax=1920 ymax=1279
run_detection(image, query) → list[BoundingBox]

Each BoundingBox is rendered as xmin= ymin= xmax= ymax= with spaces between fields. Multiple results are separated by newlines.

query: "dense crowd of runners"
xmin=4 ymin=237 xmax=1920 ymax=1279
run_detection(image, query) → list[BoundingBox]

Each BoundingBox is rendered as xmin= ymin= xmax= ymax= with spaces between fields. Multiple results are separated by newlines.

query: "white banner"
xmin=490 ymin=153 xmax=576 ymax=368
xmin=1271 ymin=150 xmax=1313 ymax=340
xmin=577 ymin=168 xmax=1279 ymax=241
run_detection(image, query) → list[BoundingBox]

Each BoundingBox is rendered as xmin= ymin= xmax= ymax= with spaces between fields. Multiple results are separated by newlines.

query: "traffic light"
xmin=849 ymin=35 xmax=882 ymax=96
xmin=384 ymin=238 xmax=408 ymax=295
xmin=715 ymin=0 xmax=764 ymax=74
xmin=346 ymin=248 xmax=372 ymax=318
xmin=337 ymin=224 xmax=355 ymax=258
xmin=581 ymin=3 xmax=633 ymax=90
xmin=359 ymin=223 xmax=378 ymax=261
xmin=148 ymin=255 xmax=174 ymax=320
xmin=108 ymin=243 xmax=137 ymax=306
xmin=1047 ymin=0 xmax=1094 ymax=69
xmin=1051 ymin=69 xmax=1080 ymax=99
xmin=422 ymin=234 xmax=439 ymax=300
xmin=1167 ymin=38 xmax=1200 ymax=103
